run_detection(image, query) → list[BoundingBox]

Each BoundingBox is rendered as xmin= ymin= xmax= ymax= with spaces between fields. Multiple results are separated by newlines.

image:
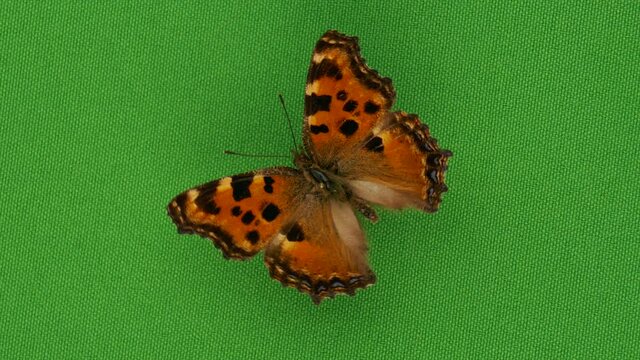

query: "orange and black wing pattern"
xmin=167 ymin=168 xmax=303 ymax=260
xmin=264 ymin=200 xmax=375 ymax=304
xmin=303 ymin=30 xmax=396 ymax=165
xmin=344 ymin=112 xmax=452 ymax=212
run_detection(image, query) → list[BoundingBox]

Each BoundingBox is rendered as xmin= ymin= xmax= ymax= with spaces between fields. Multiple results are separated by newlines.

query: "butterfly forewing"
xmin=303 ymin=30 xmax=396 ymax=166
xmin=167 ymin=168 xmax=304 ymax=259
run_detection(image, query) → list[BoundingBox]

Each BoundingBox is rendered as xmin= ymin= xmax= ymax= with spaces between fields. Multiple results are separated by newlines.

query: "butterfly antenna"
xmin=223 ymin=150 xmax=289 ymax=159
xmin=278 ymin=94 xmax=299 ymax=151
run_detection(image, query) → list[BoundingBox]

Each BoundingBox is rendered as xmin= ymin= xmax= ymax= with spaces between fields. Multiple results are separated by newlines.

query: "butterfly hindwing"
xmin=344 ymin=111 xmax=452 ymax=212
xmin=304 ymin=30 xmax=396 ymax=165
xmin=264 ymin=199 xmax=375 ymax=304
xmin=167 ymin=167 xmax=303 ymax=260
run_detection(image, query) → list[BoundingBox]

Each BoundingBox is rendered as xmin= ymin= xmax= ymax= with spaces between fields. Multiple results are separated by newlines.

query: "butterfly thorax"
xmin=294 ymin=152 xmax=347 ymax=201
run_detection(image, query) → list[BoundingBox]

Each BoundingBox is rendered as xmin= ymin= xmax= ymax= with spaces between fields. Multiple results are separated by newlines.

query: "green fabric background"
xmin=2 ymin=1 xmax=638 ymax=358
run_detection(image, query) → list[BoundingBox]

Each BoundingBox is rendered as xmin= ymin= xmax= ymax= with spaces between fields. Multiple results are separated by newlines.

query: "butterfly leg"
xmin=350 ymin=195 xmax=378 ymax=223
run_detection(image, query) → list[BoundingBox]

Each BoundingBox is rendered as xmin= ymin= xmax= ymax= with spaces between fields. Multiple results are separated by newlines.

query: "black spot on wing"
xmin=241 ymin=211 xmax=255 ymax=225
xmin=286 ymin=223 xmax=304 ymax=242
xmin=310 ymin=124 xmax=329 ymax=134
xmin=339 ymin=119 xmax=359 ymax=137
xmin=304 ymin=93 xmax=332 ymax=116
xmin=262 ymin=203 xmax=280 ymax=222
xmin=365 ymin=136 xmax=384 ymax=153
xmin=195 ymin=180 xmax=221 ymax=214
xmin=231 ymin=206 xmax=242 ymax=217
xmin=336 ymin=90 xmax=347 ymax=101
xmin=342 ymin=100 xmax=357 ymax=113
xmin=364 ymin=101 xmax=380 ymax=114
xmin=231 ymin=175 xmax=253 ymax=201
xmin=245 ymin=230 xmax=260 ymax=245
xmin=202 ymin=200 xmax=221 ymax=215
xmin=307 ymin=58 xmax=342 ymax=83
xmin=263 ymin=176 xmax=275 ymax=193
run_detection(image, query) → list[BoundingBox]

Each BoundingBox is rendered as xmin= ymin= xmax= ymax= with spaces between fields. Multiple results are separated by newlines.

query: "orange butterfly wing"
xmin=303 ymin=30 xmax=396 ymax=166
xmin=167 ymin=168 xmax=301 ymax=259
xmin=265 ymin=200 xmax=375 ymax=304
xmin=344 ymin=111 xmax=452 ymax=212
xmin=304 ymin=30 xmax=451 ymax=212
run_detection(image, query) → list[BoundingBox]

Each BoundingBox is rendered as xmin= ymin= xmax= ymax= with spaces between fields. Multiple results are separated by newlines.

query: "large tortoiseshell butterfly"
xmin=167 ymin=30 xmax=452 ymax=304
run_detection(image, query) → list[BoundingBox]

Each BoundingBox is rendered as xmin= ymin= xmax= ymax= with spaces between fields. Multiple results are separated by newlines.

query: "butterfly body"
xmin=295 ymin=153 xmax=342 ymax=196
xmin=168 ymin=30 xmax=452 ymax=304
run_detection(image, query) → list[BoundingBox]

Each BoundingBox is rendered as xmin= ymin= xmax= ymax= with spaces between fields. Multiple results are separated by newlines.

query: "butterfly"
xmin=167 ymin=30 xmax=452 ymax=304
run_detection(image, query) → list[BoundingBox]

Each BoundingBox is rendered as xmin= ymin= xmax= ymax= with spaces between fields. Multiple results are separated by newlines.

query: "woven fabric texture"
xmin=1 ymin=1 xmax=638 ymax=358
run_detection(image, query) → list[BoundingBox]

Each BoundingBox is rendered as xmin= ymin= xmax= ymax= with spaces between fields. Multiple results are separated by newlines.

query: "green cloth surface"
xmin=2 ymin=1 xmax=639 ymax=358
